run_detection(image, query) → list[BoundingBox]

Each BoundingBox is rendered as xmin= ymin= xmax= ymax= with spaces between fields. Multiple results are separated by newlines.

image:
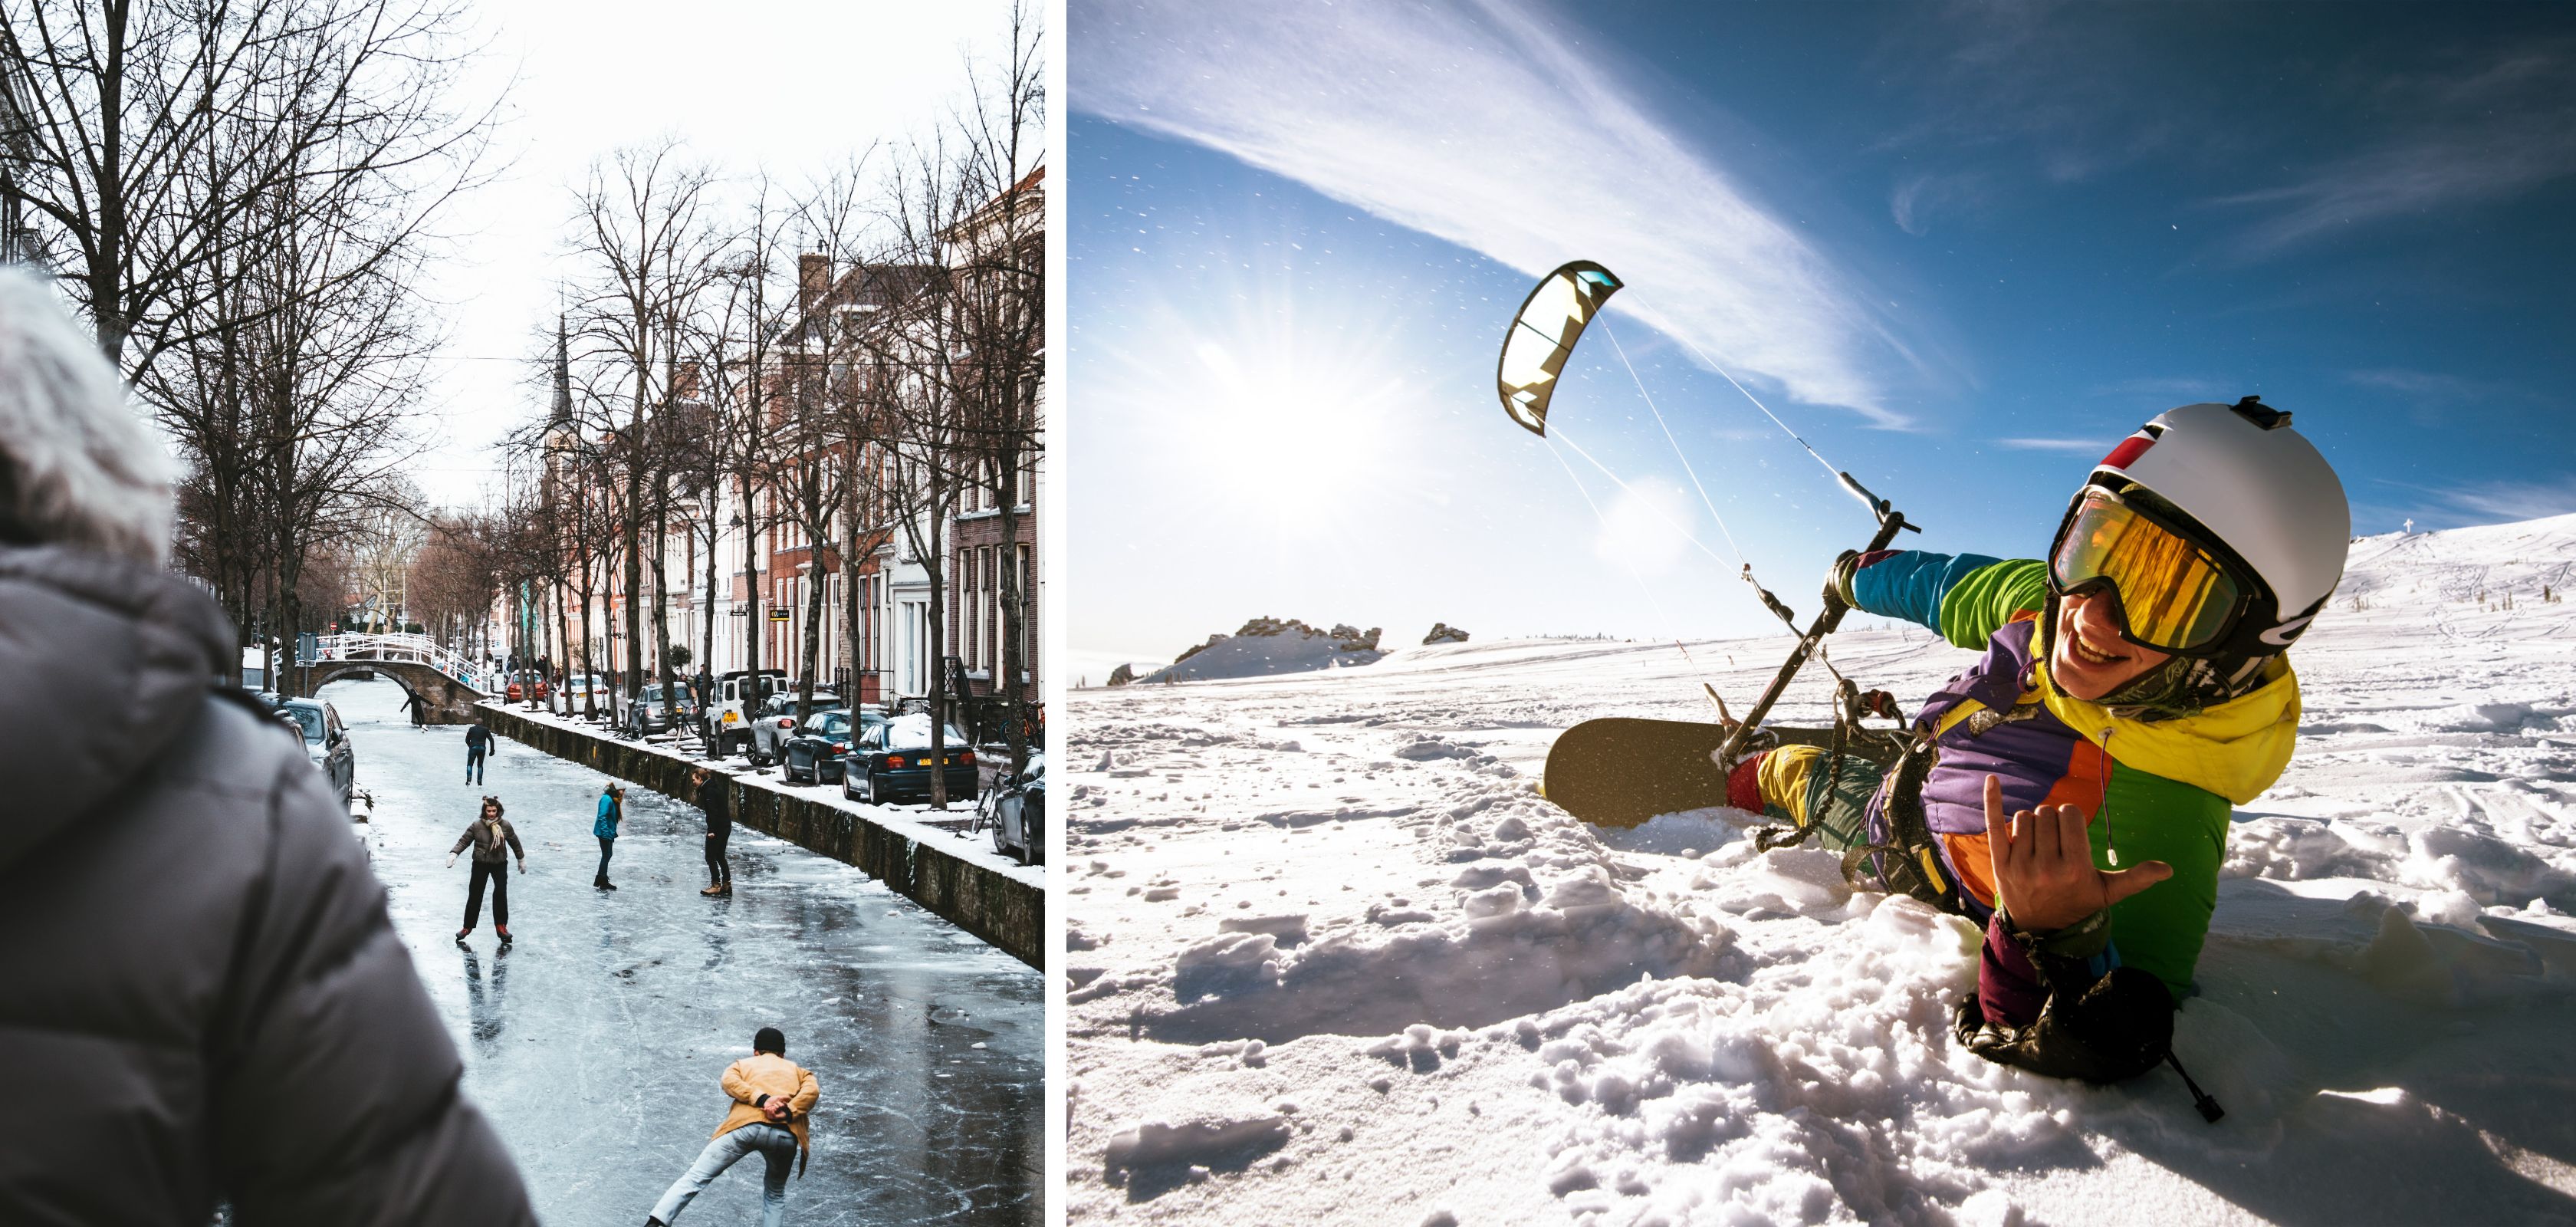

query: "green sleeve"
xmin=1935 ymin=558 xmax=2050 ymax=649
xmin=2095 ymin=763 xmax=2230 ymax=1002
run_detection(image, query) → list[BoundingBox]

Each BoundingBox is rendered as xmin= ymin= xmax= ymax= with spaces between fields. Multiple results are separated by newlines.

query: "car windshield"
xmin=281 ymin=704 xmax=324 ymax=743
xmin=883 ymin=713 xmax=968 ymax=750
xmin=814 ymin=712 xmax=852 ymax=736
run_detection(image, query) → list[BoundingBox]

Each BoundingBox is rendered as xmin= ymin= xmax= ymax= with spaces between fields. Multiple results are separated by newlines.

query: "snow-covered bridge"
xmin=301 ymin=633 xmax=491 ymax=722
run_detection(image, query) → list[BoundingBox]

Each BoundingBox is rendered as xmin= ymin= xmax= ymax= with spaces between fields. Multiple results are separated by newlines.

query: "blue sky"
xmin=1066 ymin=1 xmax=2576 ymax=678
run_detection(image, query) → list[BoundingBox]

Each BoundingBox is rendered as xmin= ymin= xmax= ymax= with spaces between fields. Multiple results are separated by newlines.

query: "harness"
xmin=1749 ymin=678 xmax=1968 ymax=915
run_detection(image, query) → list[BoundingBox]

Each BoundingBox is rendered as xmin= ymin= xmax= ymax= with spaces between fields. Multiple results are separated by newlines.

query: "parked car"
xmin=553 ymin=673 xmax=609 ymax=715
xmin=710 ymin=669 xmax=787 ymax=757
xmin=987 ymin=752 xmax=1043 ymax=865
xmin=780 ymin=709 xmax=886 ymax=785
xmin=269 ymin=696 xmax=355 ymax=811
xmin=746 ymin=687 xmax=840 ymax=766
xmin=504 ymin=669 xmax=550 ymax=702
xmin=843 ymin=714 xmax=978 ymax=806
xmin=626 ymin=681 xmax=702 ymax=737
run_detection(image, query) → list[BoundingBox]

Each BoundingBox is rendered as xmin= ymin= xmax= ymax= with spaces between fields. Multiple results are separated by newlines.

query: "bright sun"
xmin=1182 ymin=337 xmax=1400 ymax=522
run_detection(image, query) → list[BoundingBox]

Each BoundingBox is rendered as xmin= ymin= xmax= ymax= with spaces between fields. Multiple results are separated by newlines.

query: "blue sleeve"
xmin=1848 ymin=550 xmax=2005 ymax=634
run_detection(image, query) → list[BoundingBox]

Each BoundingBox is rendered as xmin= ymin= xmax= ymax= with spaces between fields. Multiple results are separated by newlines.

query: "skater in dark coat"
xmin=449 ymin=797 xmax=527 ymax=941
xmin=465 ymin=717 xmax=494 ymax=784
xmin=0 ymin=265 xmax=535 ymax=1222
xmin=693 ymin=766 xmax=733 ymax=896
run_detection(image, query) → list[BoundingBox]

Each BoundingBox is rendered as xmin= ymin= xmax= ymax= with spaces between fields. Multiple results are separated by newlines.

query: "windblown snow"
xmin=1066 ymin=515 xmax=2576 ymax=1225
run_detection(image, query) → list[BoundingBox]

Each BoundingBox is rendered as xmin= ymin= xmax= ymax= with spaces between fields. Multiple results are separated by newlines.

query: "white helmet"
xmin=2058 ymin=397 xmax=2349 ymax=657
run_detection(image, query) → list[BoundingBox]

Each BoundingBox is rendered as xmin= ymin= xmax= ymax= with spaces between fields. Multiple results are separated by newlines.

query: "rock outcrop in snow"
xmin=1140 ymin=617 xmax=1385 ymax=683
xmin=1422 ymin=622 xmax=1470 ymax=645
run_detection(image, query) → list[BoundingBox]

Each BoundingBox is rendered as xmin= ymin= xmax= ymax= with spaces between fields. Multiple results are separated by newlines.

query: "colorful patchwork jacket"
xmin=1754 ymin=549 xmax=2300 ymax=1026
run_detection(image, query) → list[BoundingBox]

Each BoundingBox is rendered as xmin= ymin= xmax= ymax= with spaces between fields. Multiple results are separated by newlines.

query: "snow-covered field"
xmin=1064 ymin=515 xmax=2576 ymax=1225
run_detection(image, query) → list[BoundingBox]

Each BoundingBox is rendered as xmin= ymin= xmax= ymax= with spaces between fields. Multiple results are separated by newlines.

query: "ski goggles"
xmin=2048 ymin=485 xmax=2249 ymax=654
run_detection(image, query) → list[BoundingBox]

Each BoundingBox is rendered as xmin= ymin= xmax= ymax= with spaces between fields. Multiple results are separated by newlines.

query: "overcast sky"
xmin=407 ymin=0 xmax=1030 ymax=508
xmin=1067 ymin=0 xmax=2576 ymax=679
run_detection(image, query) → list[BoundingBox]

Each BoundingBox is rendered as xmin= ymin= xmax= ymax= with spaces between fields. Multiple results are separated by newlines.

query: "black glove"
xmin=1954 ymin=964 xmax=2174 ymax=1083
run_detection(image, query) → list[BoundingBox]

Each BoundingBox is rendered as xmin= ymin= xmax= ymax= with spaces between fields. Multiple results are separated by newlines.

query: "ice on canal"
xmin=326 ymin=677 xmax=1042 ymax=1226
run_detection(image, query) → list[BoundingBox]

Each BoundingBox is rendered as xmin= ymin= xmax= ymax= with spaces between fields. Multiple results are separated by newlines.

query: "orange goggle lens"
xmin=2049 ymin=488 xmax=2243 ymax=652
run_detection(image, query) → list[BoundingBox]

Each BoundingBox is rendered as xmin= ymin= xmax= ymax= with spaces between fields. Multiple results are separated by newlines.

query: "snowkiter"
xmin=645 ymin=1027 xmax=820 ymax=1227
xmin=465 ymin=718 xmax=493 ymax=784
xmin=450 ymin=796 xmax=527 ymax=942
xmin=595 ymin=782 xmax=624 ymax=890
xmin=1728 ymin=399 xmax=2347 ymax=1085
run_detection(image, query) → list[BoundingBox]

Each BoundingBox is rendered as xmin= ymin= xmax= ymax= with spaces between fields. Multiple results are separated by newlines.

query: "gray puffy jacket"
xmin=0 ymin=546 xmax=536 ymax=1225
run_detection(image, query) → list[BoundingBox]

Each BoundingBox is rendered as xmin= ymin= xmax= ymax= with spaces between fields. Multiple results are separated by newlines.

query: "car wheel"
xmin=992 ymin=817 xmax=1010 ymax=858
xmin=1026 ymin=794 xmax=1044 ymax=865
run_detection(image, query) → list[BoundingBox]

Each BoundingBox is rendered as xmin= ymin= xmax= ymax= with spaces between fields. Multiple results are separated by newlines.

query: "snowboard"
xmin=1539 ymin=718 xmax=1852 ymax=829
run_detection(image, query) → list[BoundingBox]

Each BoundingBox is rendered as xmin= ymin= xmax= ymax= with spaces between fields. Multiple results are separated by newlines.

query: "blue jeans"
xmin=649 ymin=1123 xmax=794 ymax=1226
xmin=466 ymin=748 xmax=485 ymax=783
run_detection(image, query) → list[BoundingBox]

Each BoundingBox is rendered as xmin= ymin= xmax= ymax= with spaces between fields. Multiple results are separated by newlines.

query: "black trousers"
xmin=705 ymin=833 xmax=730 ymax=885
xmin=464 ymin=860 xmax=509 ymax=928
xmin=596 ymin=836 xmax=615 ymax=881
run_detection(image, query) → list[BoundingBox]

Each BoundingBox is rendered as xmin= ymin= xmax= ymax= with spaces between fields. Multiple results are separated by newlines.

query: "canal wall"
xmin=478 ymin=702 xmax=1042 ymax=969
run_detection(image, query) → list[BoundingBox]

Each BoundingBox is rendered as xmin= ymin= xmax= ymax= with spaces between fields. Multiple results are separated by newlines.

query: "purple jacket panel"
xmin=1868 ymin=620 xmax=2090 ymax=895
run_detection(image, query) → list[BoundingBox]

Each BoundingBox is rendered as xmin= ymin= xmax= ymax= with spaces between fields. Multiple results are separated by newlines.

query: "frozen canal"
xmin=324 ymin=677 xmax=1042 ymax=1225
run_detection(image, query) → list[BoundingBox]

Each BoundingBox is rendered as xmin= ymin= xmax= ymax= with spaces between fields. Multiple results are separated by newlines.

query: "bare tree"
xmin=567 ymin=138 xmax=719 ymax=725
xmin=0 ymin=0 xmax=499 ymax=375
xmin=948 ymin=0 xmax=1045 ymax=773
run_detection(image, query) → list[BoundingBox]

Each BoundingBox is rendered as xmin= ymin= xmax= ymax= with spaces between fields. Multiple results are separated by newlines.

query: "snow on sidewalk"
xmin=487 ymin=699 xmax=1046 ymax=890
xmin=1066 ymin=515 xmax=2576 ymax=1225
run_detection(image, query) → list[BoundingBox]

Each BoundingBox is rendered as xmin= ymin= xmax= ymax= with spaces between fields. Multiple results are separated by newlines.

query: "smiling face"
xmin=2049 ymin=589 xmax=2174 ymax=701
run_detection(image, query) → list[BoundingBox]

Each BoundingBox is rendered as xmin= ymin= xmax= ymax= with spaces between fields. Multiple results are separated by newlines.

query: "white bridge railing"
xmin=305 ymin=633 xmax=492 ymax=694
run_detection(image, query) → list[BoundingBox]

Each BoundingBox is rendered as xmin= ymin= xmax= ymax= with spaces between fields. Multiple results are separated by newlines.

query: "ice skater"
xmin=449 ymin=796 xmax=527 ymax=942
xmin=693 ymin=766 xmax=732 ymax=896
xmin=594 ymin=782 xmax=624 ymax=890
xmin=644 ymin=1027 xmax=820 ymax=1227
xmin=465 ymin=717 xmax=493 ymax=784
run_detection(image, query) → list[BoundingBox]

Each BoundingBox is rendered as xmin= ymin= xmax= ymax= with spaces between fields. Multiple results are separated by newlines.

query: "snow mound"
xmin=1138 ymin=804 xmax=1742 ymax=1044
xmin=1102 ymin=1110 xmax=1291 ymax=1173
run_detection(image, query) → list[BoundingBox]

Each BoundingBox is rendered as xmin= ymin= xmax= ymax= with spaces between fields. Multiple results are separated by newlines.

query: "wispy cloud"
xmin=2207 ymin=46 xmax=2576 ymax=261
xmin=2374 ymin=475 xmax=2576 ymax=528
xmin=1890 ymin=172 xmax=1990 ymax=236
xmin=1073 ymin=1 xmax=1924 ymax=427
xmin=1997 ymin=437 xmax=2106 ymax=452
xmin=2344 ymin=368 xmax=2509 ymax=401
xmin=2083 ymin=376 xmax=2235 ymax=403
xmin=2343 ymin=367 xmax=2529 ymax=428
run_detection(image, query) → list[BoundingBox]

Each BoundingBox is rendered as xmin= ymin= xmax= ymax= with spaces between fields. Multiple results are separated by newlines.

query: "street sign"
xmin=730 ymin=608 xmax=750 ymax=617
xmin=767 ymin=609 xmax=790 ymax=621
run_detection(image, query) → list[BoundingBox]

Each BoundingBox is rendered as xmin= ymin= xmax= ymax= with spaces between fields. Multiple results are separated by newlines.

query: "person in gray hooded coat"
xmin=0 ymin=267 xmax=537 ymax=1225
